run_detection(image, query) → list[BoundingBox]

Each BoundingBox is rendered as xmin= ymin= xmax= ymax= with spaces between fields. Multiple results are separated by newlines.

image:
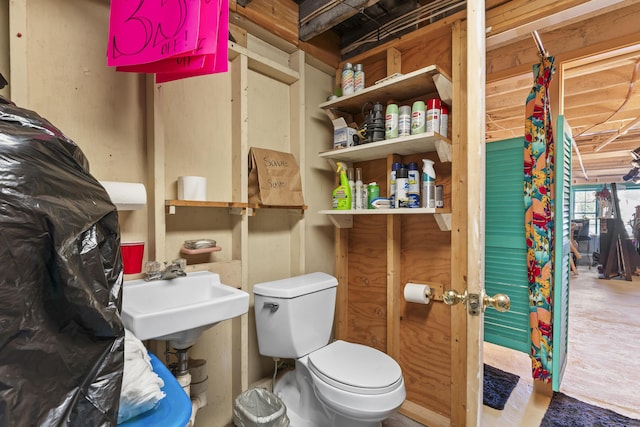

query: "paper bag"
xmin=248 ymin=147 xmax=304 ymax=206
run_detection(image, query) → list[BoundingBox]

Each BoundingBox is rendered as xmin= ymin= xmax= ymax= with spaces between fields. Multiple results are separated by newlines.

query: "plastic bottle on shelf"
xmin=389 ymin=162 xmax=402 ymax=209
xmin=355 ymin=167 xmax=364 ymax=210
xmin=332 ymin=162 xmax=352 ymax=210
xmin=341 ymin=63 xmax=354 ymax=96
xmin=421 ymin=159 xmax=436 ymax=208
xmin=348 ymin=168 xmax=355 ymax=210
xmin=407 ymin=162 xmax=420 ymax=208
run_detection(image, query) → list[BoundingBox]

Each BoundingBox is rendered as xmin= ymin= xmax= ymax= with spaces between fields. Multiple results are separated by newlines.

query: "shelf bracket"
xmin=435 ymin=139 xmax=452 ymax=163
xmin=166 ymin=205 xmax=177 ymax=215
xmin=229 ymin=207 xmax=254 ymax=216
xmin=432 ymin=73 xmax=452 ymax=105
xmin=327 ymin=214 xmax=353 ymax=228
xmin=434 ymin=213 xmax=452 ymax=231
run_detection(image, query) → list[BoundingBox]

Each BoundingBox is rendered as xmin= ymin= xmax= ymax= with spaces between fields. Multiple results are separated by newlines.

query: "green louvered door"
xmin=485 ymin=129 xmax=572 ymax=388
xmin=485 ymin=138 xmax=530 ymax=353
xmin=552 ymin=115 xmax=572 ymax=391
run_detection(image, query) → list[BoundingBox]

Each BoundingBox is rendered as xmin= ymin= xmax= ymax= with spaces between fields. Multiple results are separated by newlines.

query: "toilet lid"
xmin=308 ymin=340 xmax=402 ymax=395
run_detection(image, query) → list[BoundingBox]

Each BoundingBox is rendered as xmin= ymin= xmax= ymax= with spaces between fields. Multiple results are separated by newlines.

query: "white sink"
xmin=121 ymin=271 xmax=249 ymax=349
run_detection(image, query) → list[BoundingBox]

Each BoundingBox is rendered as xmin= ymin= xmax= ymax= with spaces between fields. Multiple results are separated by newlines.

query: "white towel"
xmin=118 ymin=329 xmax=166 ymax=424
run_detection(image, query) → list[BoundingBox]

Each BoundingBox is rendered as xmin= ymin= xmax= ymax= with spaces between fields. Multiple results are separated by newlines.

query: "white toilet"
xmin=253 ymin=272 xmax=406 ymax=427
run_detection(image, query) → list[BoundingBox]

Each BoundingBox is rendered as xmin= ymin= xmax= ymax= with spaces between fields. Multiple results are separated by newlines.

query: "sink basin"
xmin=121 ymin=271 xmax=249 ymax=349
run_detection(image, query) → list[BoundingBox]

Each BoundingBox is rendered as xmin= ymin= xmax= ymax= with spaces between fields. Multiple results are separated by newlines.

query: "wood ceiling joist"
xmin=563 ymin=85 xmax=636 ymax=108
xmin=565 ymin=110 xmax=640 ymax=133
xmin=485 ymin=0 xmax=591 ymax=37
xmin=578 ymin=149 xmax=637 ymax=161
xmin=298 ymin=0 xmax=380 ymax=42
xmin=486 ymin=1 xmax=640 ymax=81
xmin=564 ymin=53 xmax=640 ymax=79
xmin=564 ymin=67 xmax=640 ymax=94
xmin=486 ymin=93 xmax=526 ymax=110
xmin=574 ymin=130 xmax=640 ymax=145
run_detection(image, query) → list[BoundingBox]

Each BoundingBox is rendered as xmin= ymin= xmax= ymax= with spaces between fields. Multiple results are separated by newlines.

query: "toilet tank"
xmin=253 ymin=272 xmax=337 ymax=359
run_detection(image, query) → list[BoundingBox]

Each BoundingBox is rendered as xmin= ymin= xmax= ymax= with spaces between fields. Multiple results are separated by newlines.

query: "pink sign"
xmin=108 ymin=0 xmax=228 ymax=81
xmin=155 ymin=0 xmax=228 ymax=83
xmin=107 ymin=0 xmax=201 ymax=67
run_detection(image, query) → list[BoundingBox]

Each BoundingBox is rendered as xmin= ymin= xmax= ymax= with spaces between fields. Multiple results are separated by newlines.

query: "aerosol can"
xmin=421 ymin=159 xmax=436 ymax=208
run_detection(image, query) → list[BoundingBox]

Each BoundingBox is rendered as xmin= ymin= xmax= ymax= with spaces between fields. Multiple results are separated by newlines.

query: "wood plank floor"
xmin=483 ymin=265 xmax=640 ymax=426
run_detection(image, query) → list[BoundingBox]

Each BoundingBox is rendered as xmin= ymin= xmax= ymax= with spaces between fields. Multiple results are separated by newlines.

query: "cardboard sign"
xmin=248 ymin=147 xmax=304 ymax=206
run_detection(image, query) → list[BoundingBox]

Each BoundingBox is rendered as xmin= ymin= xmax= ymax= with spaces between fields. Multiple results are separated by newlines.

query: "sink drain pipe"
xmin=168 ymin=345 xmax=209 ymax=426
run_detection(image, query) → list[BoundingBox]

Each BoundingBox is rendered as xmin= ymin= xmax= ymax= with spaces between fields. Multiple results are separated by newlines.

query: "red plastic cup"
xmin=121 ymin=242 xmax=145 ymax=274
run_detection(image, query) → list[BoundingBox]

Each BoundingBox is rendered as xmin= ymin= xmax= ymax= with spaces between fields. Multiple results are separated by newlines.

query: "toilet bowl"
xmin=254 ymin=273 xmax=406 ymax=427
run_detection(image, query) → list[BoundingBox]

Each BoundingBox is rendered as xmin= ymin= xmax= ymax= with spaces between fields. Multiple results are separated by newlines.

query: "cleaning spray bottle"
xmin=333 ymin=162 xmax=352 ymax=210
xmin=421 ymin=159 xmax=436 ymax=208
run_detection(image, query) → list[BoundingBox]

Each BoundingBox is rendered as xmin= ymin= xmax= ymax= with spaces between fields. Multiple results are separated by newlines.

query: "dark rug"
xmin=540 ymin=392 xmax=640 ymax=427
xmin=483 ymin=364 xmax=519 ymax=410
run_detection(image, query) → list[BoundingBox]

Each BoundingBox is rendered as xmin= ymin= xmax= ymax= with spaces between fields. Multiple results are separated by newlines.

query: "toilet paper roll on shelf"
xmin=404 ymin=283 xmax=432 ymax=304
xmin=178 ymin=176 xmax=207 ymax=201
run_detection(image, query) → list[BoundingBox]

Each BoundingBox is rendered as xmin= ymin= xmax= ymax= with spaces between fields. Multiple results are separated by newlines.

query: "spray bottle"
xmin=421 ymin=159 xmax=436 ymax=208
xmin=332 ymin=162 xmax=352 ymax=210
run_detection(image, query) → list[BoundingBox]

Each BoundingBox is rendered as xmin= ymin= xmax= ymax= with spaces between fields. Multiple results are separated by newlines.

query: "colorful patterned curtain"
xmin=524 ymin=56 xmax=556 ymax=382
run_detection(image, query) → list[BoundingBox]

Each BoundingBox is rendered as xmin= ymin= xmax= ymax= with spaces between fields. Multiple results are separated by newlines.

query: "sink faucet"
xmin=144 ymin=259 xmax=187 ymax=281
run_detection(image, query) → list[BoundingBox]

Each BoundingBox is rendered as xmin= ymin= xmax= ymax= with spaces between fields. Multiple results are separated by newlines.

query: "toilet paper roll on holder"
xmin=403 ymin=281 xmax=444 ymax=305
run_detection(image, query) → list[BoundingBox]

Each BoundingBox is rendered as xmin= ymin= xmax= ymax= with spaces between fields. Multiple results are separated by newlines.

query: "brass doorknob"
xmin=441 ymin=289 xmax=510 ymax=314
xmin=442 ymin=289 xmax=466 ymax=306
xmin=483 ymin=293 xmax=510 ymax=312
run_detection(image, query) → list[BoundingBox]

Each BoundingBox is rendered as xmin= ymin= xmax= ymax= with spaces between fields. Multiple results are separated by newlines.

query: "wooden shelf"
xmin=165 ymin=200 xmax=307 ymax=215
xmin=319 ymin=132 xmax=452 ymax=164
xmin=319 ymin=208 xmax=439 ymax=215
xmin=318 ymin=65 xmax=452 ymax=115
xmin=319 ymin=209 xmax=452 ymax=231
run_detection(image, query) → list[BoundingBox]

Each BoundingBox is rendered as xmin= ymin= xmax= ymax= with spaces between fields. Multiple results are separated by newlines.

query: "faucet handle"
xmin=145 ymin=260 xmax=162 ymax=274
xmin=172 ymin=258 xmax=187 ymax=271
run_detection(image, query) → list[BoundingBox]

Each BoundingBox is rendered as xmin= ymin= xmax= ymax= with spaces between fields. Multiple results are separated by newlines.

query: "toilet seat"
xmin=308 ymin=340 xmax=403 ymax=395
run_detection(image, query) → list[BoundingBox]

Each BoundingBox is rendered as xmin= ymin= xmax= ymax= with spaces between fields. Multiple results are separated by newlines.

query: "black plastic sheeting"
xmin=0 ymin=96 xmax=125 ymax=426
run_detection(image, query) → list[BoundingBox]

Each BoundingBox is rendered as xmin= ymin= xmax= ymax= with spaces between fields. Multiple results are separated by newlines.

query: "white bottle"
xmin=348 ymin=168 xmax=355 ymax=210
xmin=421 ymin=159 xmax=436 ymax=208
xmin=355 ymin=167 xmax=364 ymax=210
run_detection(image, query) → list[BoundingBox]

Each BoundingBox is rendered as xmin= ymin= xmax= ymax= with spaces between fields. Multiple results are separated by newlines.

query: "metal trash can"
xmin=233 ymin=388 xmax=290 ymax=427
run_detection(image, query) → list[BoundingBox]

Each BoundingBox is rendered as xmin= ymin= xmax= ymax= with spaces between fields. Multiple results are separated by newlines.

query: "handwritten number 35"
xmin=111 ymin=0 xmax=189 ymax=59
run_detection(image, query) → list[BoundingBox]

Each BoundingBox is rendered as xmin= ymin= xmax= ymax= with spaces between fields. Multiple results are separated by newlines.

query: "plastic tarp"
xmin=0 ymin=96 xmax=125 ymax=426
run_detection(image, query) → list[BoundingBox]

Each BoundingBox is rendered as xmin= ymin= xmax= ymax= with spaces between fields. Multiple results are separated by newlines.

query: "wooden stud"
xmin=450 ymin=18 xmax=469 ymax=427
xmin=387 ymin=154 xmax=402 ymax=359
xmin=335 ymin=227 xmax=349 ymax=340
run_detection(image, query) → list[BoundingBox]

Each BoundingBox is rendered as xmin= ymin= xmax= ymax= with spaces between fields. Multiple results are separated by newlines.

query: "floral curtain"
xmin=524 ymin=55 xmax=556 ymax=382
